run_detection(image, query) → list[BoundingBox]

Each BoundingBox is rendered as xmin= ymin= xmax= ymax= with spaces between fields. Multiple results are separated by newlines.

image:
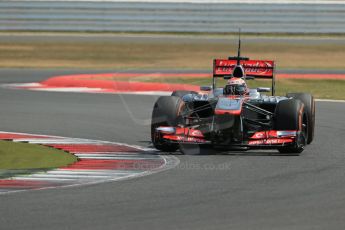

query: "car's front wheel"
xmin=287 ymin=93 xmax=315 ymax=144
xmin=274 ymin=99 xmax=308 ymax=154
xmin=151 ymin=96 xmax=184 ymax=152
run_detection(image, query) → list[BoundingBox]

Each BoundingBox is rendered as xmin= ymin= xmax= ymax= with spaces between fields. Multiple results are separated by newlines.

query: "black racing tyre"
xmin=274 ymin=99 xmax=308 ymax=154
xmin=287 ymin=93 xmax=315 ymax=144
xmin=171 ymin=90 xmax=197 ymax=98
xmin=151 ymin=96 xmax=184 ymax=152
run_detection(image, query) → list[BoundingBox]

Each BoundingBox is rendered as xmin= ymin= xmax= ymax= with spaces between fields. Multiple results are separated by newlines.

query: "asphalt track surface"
xmin=1 ymin=69 xmax=345 ymax=230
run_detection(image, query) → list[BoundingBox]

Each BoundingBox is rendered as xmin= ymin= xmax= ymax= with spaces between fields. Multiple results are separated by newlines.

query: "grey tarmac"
xmin=0 ymin=69 xmax=344 ymax=230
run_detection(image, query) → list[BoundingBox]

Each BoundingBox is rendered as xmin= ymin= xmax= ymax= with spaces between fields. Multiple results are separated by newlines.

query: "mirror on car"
xmin=200 ymin=86 xmax=212 ymax=91
xmin=257 ymin=87 xmax=271 ymax=92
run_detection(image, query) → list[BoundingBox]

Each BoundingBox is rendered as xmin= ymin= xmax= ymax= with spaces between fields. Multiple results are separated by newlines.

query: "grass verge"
xmin=0 ymin=140 xmax=77 ymax=170
xmin=1 ymin=34 xmax=345 ymax=70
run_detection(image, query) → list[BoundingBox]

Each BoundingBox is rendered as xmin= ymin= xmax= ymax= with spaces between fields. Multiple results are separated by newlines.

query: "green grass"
xmin=0 ymin=140 xmax=77 ymax=170
xmin=1 ymin=34 xmax=345 ymax=70
xmin=249 ymin=79 xmax=345 ymax=100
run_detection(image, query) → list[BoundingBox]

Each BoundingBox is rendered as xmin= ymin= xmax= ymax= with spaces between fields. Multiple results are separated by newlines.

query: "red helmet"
xmin=224 ymin=78 xmax=248 ymax=95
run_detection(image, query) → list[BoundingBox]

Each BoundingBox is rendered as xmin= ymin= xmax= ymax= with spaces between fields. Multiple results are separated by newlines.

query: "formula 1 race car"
xmin=151 ymin=39 xmax=315 ymax=154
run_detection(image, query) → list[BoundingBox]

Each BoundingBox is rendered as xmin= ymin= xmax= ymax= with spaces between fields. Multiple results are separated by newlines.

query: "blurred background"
xmin=0 ymin=0 xmax=344 ymax=98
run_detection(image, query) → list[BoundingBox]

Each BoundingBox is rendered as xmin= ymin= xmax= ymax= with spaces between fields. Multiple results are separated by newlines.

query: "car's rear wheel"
xmin=151 ymin=96 xmax=184 ymax=152
xmin=274 ymin=99 xmax=308 ymax=154
xmin=287 ymin=93 xmax=315 ymax=144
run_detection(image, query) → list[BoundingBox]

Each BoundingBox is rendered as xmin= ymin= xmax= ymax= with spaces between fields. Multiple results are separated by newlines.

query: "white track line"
xmin=74 ymin=153 xmax=162 ymax=159
xmin=17 ymin=139 xmax=99 ymax=144
xmin=46 ymin=170 xmax=139 ymax=176
xmin=73 ymin=152 xmax=142 ymax=154
xmin=12 ymin=177 xmax=75 ymax=182
xmin=29 ymin=88 xmax=104 ymax=93
xmin=16 ymin=174 xmax=114 ymax=179
xmin=315 ymin=99 xmax=345 ymax=103
xmin=50 ymin=169 xmax=142 ymax=174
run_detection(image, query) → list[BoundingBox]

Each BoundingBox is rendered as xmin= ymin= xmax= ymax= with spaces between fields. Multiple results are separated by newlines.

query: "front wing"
xmin=155 ymin=127 xmax=299 ymax=149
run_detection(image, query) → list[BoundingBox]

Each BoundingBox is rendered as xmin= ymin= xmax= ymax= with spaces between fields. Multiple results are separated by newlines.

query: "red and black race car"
xmin=151 ymin=41 xmax=315 ymax=155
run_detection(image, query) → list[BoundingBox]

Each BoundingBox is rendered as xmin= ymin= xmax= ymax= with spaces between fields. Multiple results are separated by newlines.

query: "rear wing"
xmin=213 ymin=59 xmax=275 ymax=78
xmin=213 ymin=59 xmax=276 ymax=95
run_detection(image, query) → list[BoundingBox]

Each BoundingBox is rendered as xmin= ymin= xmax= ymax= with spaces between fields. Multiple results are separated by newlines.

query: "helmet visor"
xmin=235 ymin=84 xmax=246 ymax=94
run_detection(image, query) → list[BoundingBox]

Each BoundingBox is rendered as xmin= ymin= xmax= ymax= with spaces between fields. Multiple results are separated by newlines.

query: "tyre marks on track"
xmin=0 ymin=131 xmax=179 ymax=194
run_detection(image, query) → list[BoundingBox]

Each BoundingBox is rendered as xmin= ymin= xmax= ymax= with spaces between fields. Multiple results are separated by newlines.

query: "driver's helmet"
xmin=224 ymin=78 xmax=248 ymax=95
